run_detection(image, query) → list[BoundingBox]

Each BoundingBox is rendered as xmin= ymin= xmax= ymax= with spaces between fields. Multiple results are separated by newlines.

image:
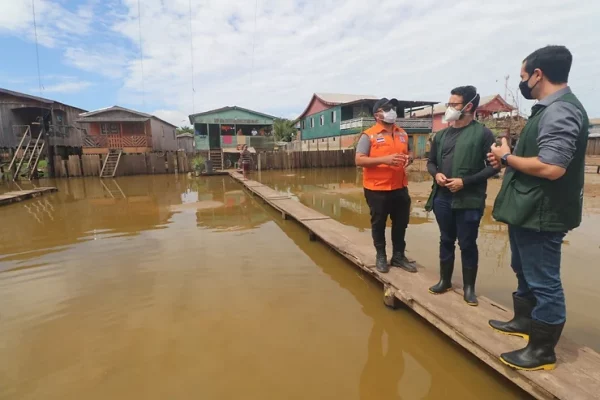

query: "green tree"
xmin=177 ymin=126 xmax=194 ymax=135
xmin=272 ymin=119 xmax=296 ymax=142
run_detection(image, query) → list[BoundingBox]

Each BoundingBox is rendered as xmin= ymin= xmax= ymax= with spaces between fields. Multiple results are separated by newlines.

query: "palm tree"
xmin=273 ymin=119 xmax=296 ymax=142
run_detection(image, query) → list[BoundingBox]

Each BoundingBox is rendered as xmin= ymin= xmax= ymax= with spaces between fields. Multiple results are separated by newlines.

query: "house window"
xmin=101 ymin=123 xmax=120 ymax=135
xmin=310 ymin=117 xmax=314 ymax=128
xmin=331 ymin=111 xmax=336 ymax=123
xmin=301 ymin=120 xmax=305 ymax=129
xmin=320 ymin=115 xmax=324 ymax=126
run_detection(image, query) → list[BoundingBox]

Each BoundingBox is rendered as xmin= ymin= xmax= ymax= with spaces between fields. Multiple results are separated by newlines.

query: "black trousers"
xmin=364 ymin=187 xmax=411 ymax=254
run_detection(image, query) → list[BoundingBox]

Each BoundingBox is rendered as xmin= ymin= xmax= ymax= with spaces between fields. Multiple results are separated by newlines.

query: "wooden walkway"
xmin=229 ymin=171 xmax=600 ymax=400
xmin=0 ymin=187 xmax=57 ymax=207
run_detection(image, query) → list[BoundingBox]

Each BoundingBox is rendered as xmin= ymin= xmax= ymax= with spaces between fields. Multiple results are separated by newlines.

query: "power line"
xmin=31 ymin=0 xmax=43 ymax=96
xmin=251 ymin=0 xmax=258 ymax=86
xmin=189 ymin=0 xmax=195 ymax=114
xmin=137 ymin=0 xmax=145 ymax=108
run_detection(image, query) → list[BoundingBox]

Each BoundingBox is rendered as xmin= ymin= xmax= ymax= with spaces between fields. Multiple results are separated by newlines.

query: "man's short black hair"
xmin=450 ymin=85 xmax=480 ymax=112
xmin=523 ymin=45 xmax=572 ymax=84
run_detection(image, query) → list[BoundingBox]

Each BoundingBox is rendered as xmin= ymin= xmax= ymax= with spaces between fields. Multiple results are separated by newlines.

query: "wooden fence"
xmin=52 ymin=152 xmax=196 ymax=178
xmin=253 ymin=149 xmax=356 ymax=170
xmin=586 ymin=138 xmax=600 ymax=156
xmin=49 ymin=149 xmax=356 ymax=178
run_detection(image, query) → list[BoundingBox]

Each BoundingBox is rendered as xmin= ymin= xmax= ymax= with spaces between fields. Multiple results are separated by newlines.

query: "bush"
xmin=191 ymin=155 xmax=206 ymax=172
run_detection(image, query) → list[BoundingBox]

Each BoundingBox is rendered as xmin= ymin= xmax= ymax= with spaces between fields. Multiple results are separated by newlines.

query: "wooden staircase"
xmin=7 ymin=126 xmax=46 ymax=181
xmin=209 ymin=150 xmax=223 ymax=170
xmin=100 ymin=151 xmax=122 ymax=178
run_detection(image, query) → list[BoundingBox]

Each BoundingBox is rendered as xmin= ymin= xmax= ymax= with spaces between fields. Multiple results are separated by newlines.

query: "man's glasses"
xmin=379 ymin=105 xmax=396 ymax=112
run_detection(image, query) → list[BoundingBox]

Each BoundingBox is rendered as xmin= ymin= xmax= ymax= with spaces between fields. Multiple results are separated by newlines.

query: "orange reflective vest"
xmin=362 ymin=123 xmax=409 ymax=191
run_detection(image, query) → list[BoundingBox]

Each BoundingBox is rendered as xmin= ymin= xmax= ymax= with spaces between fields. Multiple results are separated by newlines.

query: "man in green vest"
xmin=425 ymin=86 xmax=497 ymax=306
xmin=488 ymin=45 xmax=589 ymax=371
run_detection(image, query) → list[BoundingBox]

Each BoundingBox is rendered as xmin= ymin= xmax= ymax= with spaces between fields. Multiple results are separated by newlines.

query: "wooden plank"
xmin=0 ymin=187 xmax=58 ymax=207
xmin=229 ymin=170 xmax=600 ymax=400
xmin=82 ymin=154 xmax=101 ymax=176
xmin=67 ymin=155 xmax=82 ymax=177
xmin=270 ymin=198 xmax=332 ymax=221
xmin=167 ymin=152 xmax=176 ymax=173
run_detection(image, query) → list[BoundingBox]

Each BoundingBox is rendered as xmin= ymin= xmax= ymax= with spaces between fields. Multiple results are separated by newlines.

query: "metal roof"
xmin=314 ymin=93 xmax=378 ymax=104
xmin=0 ymin=87 xmax=87 ymax=111
xmin=188 ymin=106 xmax=277 ymax=121
xmin=77 ymin=105 xmax=177 ymax=128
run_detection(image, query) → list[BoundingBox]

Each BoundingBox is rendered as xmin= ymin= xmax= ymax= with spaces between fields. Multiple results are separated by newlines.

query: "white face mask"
xmin=443 ymin=106 xmax=462 ymax=122
xmin=381 ymin=109 xmax=397 ymax=123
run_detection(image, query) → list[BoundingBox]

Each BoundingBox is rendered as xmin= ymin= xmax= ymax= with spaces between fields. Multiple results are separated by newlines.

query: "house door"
xmin=208 ymin=124 xmax=221 ymax=149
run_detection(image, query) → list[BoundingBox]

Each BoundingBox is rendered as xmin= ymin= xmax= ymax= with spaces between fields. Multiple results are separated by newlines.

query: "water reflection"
xmin=246 ymin=192 xmax=524 ymax=400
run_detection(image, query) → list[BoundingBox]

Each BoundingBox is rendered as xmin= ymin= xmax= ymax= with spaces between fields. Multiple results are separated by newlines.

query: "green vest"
xmin=425 ymin=121 xmax=488 ymax=211
xmin=492 ymin=92 xmax=589 ymax=232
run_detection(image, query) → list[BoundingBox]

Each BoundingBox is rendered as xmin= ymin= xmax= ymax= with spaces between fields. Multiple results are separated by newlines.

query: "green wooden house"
xmin=189 ymin=106 xmax=276 ymax=151
xmin=189 ymin=106 xmax=276 ymax=169
xmin=295 ymin=93 xmax=437 ymax=157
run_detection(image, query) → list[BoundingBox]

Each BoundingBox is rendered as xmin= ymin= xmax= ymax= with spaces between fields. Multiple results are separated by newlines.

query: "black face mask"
xmin=519 ymin=74 xmax=539 ymax=100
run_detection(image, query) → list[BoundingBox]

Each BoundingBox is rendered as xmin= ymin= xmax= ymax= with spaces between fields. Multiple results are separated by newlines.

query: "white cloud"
xmin=64 ymin=46 xmax=129 ymax=78
xmin=41 ymin=80 xmax=94 ymax=94
xmin=106 ymin=0 xmax=600 ymax=119
xmin=2 ymin=0 xmax=600 ymax=119
xmin=152 ymin=109 xmax=190 ymax=127
xmin=0 ymin=0 xmax=93 ymax=47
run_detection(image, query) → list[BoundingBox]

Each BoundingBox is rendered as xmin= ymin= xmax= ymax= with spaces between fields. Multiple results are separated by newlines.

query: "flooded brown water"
xmin=255 ymin=167 xmax=600 ymax=352
xmin=0 ymin=175 xmax=527 ymax=399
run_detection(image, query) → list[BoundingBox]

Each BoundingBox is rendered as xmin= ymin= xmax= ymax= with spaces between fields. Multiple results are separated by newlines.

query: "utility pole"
xmin=504 ymin=75 xmax=510 ymax=101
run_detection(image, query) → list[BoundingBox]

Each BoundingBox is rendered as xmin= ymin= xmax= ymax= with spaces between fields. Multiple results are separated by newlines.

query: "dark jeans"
xmin=364 ymin=187 xmax=411 ymax=253
xmin=432 ymin=192 xmax=483 ymax=269
xmin=508 ymin=225 xmax=566 ymax=324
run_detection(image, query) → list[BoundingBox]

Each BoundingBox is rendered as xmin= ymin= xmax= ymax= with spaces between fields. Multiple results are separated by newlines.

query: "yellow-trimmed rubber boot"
xmin=489 ymin=294 xmax=535 ymax=340
xmin=500 ymin=320 xmax=564 ymax=371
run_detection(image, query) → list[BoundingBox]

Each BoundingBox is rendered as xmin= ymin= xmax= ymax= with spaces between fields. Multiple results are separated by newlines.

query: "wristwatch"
xmin=501 ymin=153 xmax=511 ymax=166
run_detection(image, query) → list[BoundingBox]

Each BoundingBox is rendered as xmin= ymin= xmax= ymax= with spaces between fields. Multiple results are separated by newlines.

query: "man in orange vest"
xmin=355 ymin=98 xmax=416 ymax=273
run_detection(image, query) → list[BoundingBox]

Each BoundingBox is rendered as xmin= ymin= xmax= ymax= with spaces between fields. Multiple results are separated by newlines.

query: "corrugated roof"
xmin=188 ymin=106 xmax=277 ymax=121
xmin=0 ymin=87 xmax=87 ymax=112
xmin=79 ymin=105 xmax=152 ymax=119
xmin=78 ymin=105 xmax=177 ymax=128
xmin=314 ymin=93 xmax=378 ymax=105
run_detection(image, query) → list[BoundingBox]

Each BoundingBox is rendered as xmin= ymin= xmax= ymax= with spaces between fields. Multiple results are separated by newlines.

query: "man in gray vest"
xmin=425 ymin=86 xmax=497 ymax=306
xmin=488 ymin=45 xmax=589 ymax=371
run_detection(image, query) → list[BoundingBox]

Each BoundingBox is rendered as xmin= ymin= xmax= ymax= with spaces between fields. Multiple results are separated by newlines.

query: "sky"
xmin=0 ymin=0 xmax=599 ymax=126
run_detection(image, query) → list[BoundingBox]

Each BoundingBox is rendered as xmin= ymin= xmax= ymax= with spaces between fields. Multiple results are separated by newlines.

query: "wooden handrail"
xmin=7 ymin=126 xmax=31 ymax=172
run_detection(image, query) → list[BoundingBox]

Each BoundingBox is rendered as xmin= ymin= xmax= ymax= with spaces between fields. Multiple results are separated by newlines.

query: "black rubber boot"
xmin=500 ymin=320 xmax=564 ymax=371
xmin=489 ymin=294 xmax=535 ymax=340
xmin=462 ymin=267 xmax=478 ymax=306
xmin=428 ymin=260 xmax=454 ymax=294
xmin=390 ymin=252 xmax=417 ymax=273
xmin=375 ymin=249 xmax=389 ymax=273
